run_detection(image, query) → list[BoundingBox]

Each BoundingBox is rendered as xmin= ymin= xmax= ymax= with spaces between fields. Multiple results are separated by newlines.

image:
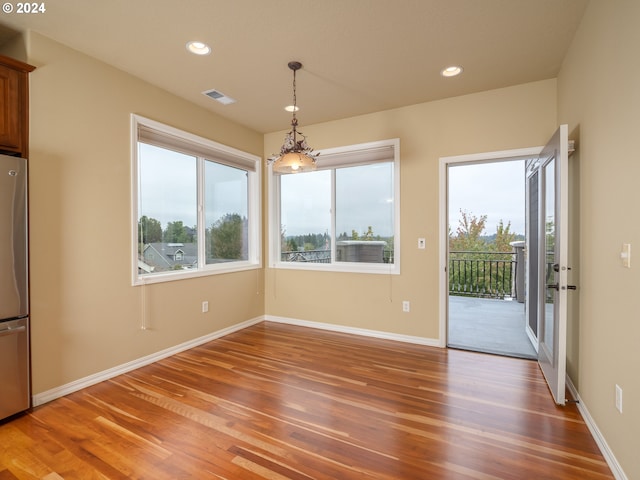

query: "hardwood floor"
xmin=0 ymin=322 xmax=613 ymax=479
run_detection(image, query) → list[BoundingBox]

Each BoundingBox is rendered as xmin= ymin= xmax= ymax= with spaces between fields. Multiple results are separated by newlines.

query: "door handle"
xmin=553 ymin=264 xmax=572 ymax=272
xmin=546 ymin=283 xmax=577 ymax=291
xmin=0 ymin=325 xmax=26 ymax=337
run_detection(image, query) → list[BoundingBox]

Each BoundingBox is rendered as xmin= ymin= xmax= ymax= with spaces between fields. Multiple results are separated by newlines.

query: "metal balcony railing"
xmin=281 ymin=249 xmax=331 ymax=263
xmin=449 ymin=251 xmax=516 ymax=299
xmin=281 ymin=246 xmax=395 ymax=264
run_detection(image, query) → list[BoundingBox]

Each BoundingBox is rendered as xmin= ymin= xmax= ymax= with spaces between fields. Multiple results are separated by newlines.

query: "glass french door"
xmin=536 ymin=125 xmax=570 ymax=405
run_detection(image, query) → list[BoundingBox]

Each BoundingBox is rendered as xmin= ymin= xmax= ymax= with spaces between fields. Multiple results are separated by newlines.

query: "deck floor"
xmin=448 ymin=296 xmax=537 ymax=359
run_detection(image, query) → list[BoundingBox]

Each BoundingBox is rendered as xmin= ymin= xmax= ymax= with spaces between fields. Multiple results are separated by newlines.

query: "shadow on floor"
xmin=448 ymin=296 xmax=537 ymax=359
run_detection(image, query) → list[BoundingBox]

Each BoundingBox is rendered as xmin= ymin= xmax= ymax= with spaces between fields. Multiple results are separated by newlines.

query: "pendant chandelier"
xmin=269 ymin=61 xmax=318 ymax=174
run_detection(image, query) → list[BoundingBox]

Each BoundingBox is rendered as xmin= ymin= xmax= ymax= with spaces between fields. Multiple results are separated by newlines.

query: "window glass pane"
xmin=336 ymin=162 xmax=394 ymax=264
xmin=271 ymin=139 xmax=399 ymax=273
xmin=205 ymin=161 xmax=249 ymax=263
xmin=280 ymin=170 xmax=331 ymax=263
xmin=133 ymin=116 xmax=260 ymax=284
xmin=138 ymin=143 xmax=197 ymax=274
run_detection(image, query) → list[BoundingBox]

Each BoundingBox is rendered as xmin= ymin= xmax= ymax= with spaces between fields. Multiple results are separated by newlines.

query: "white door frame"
xmin=438 ymin=147 xmax=543 ymax=347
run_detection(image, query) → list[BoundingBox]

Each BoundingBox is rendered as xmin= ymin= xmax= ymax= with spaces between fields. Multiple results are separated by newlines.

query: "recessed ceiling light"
xmin=441 ymin=65 xmax=463 ymax=77
xmin=186 ymin=41 xmax=211 ymax=56
xmin=284 ymin=105 xmax=299 ymax=112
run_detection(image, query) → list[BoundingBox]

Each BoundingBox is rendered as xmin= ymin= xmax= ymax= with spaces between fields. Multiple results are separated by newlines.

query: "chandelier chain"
xmin=292 ymin=67 xmax=297 ymax=119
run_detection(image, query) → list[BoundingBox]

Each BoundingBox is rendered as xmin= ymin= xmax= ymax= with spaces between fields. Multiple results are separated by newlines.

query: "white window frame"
xmin=131 ymin=114 xmax=261 ymax=285
xmin=268 ymin=138 xmax=400 ymax=275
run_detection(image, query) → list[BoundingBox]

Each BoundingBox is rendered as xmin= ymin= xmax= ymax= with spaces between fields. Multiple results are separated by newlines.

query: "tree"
xmin=209 ymin=213 xmax=247 ymax=260
xmin=163 ymin=220 xmax=193 ymax=243
xmin=449 ymin=210 xmax=488 ymax=252
xmin=280 ymin=225 xmax=288 ymax=252
xmin=448 ymin=210 xmax=518 ymax=299
xmin=138 ymin=216 xmax=162 ymax=244
xmin=493 ymin=220 xmax=516 ymax=254
xmin=363 ymin=226 xmax=374 ymax=240
xmin=281 ymin=226 xmax=300 ymax=252
xmin=286 ymin=238 xmax=299 ymax=252
xmin=350 ymin=226 xmax=375 ymax=240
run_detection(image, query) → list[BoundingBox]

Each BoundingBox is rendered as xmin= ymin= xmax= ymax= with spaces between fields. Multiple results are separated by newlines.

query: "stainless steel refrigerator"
xmin=0 ymin=154 xmax=30 ymax=421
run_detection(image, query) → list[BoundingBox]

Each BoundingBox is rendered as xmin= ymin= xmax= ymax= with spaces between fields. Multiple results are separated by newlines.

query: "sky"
xmin=280 ymin=163 xmax=395 ymax=238
xmin=138 ymin=144 xmax=247 ymax=230
xmin=138 ymin=145 xmax=197 ymax=228
xmin=137 ymin=144 xmax=396 ymax=239
xmin=448 ymin=160 xmax=526 ymax=236
xmin=280 ymin=160 xmax=524 ymax=239
xmin=138 ymin=141 xmax=525 ymax=239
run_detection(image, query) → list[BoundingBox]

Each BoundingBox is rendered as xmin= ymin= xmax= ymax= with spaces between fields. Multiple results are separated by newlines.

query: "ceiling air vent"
xmin=202 ymin=89 xmax=236 ymax=105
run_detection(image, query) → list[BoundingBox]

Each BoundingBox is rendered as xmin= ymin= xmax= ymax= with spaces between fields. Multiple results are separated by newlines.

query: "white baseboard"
xmin=32 ymin=316 xmax=265 ymax=407
xmin=32 ymin=315 xmax=437 ymax=407
xmin=566 ymin=377 xmax=628 ymax=480
xmin=265 ymin=315 xmax=441 ymax=347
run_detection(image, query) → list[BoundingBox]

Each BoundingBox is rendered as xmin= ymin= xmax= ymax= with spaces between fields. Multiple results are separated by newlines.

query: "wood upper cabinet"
xmin=0 ymin=55 xmax=35 ymax=157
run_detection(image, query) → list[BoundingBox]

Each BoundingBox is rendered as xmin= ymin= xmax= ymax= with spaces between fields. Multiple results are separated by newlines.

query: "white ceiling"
xmin=0 ymin=0 xmax=589 ymax=133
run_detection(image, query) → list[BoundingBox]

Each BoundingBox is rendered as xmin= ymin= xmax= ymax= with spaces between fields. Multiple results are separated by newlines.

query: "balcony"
xmin=448 ymin=246 xmax=536 ymax=359
xmin=449 ymin=250 xmax=520 ymax=300
xmin=448 ymin=296 xmax=536 ymax=359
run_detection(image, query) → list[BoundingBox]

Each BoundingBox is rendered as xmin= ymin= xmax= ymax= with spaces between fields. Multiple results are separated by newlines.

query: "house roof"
xmin=0 ymin=1 xmax=588 ymax=133
xmin=142 ymin=243 xmax=198 ymax=270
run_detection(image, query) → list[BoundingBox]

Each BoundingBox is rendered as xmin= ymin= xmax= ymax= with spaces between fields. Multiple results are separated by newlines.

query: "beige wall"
xmin=22 ymin=32 xmax=264 ymax=394
xmin=5 ymin=11 xmax=632 ymax=476
xmin=264 ymin=79 xmax=557 ymax=339
xmin=558 ymin=1 xmax=640 ymax=478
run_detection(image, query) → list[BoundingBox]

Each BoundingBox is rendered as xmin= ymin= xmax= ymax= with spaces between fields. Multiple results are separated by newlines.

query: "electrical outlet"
xmin=402 ymin=301 xmax=410 ymax=312
xmin=202 ymin=301 xmax=209 ymax=313
xmin=615 ymin=384 xmax=623 ymax=413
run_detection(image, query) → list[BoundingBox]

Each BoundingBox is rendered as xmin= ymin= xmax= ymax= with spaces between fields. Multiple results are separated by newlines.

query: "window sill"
xmin=270 ymin=261 xmax=400 ymax=275
xmin=134 ymin=261 xmax=261 ymax=286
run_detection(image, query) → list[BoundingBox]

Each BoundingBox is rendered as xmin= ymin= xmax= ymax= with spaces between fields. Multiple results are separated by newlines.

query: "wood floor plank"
xmin=0 ymin=322 xmax=613 ymax=479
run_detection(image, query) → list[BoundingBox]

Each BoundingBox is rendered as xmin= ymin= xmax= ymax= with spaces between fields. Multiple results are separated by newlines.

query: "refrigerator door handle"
xmin=0 ymin=325 xmax=26 ymax=337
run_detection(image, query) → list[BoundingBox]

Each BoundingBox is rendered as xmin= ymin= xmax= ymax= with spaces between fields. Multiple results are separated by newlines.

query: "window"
xmin=132 ymin=115 xmax=261 ymax=284
xmin=270 ymin=139 xmax=400 ymax=274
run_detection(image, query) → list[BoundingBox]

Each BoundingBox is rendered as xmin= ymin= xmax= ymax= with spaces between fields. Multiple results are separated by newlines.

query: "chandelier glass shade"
xmin=270 ymin=61 xmax=318 ymax=174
